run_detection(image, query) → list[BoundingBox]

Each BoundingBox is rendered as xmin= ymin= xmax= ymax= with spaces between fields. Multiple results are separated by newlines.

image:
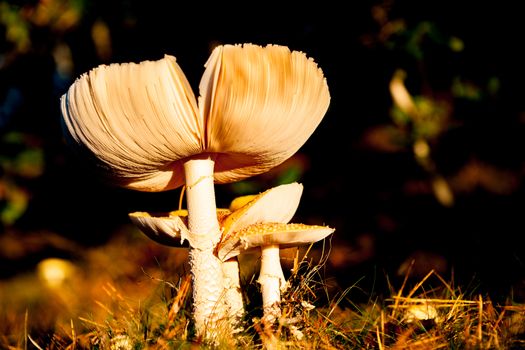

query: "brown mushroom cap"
xmin=218 ymin=222 xmax=334 ymax=261
xmin=60 ymin=44 xmax=330 ymax=191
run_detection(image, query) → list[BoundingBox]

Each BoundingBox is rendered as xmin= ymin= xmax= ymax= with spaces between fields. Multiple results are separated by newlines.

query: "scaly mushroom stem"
xmin=183 ymin=157 xmax=225 ymax=339
xmin=258 ymin=244 xmax=287 ymax=325
xmin=222 ymin=257 xmax=245 ymax=331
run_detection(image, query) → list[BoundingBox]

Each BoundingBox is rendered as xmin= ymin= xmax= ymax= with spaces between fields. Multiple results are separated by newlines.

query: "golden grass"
xmin=1 ymin=229 xmax=524 ymax=349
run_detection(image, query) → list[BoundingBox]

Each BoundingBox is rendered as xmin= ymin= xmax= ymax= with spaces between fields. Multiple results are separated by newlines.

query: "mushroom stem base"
xmin=258 ymin=245 xmax=286 ymax=325
xmin=188 ymin=247 xmax=226 ymax=338
xmin=222 ymin=257 xmax=245 ymax=331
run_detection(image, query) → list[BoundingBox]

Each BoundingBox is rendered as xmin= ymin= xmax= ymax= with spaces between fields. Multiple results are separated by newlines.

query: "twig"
xmin=27 ymin=335 xmax=44 ymax=350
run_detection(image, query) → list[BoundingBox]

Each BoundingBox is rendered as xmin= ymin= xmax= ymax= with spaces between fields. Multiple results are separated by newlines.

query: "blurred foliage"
xmin=358 ymin=1 xmax=521 ymax=211
xmin=0 ymin=0 xmax=84 ymax=51
xmin=0 ymin=132 xmax=44 ymax=225
xmin=228 ymin=154 xmax=309 ymax=196
xmin=0 ymin=0 xmax=86 ymax=228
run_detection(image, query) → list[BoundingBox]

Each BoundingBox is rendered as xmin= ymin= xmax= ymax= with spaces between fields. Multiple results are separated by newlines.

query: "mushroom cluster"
xmin=60 ymin=43 xmax=332 ymax=341
xmin=131 ymin=183 xmax=334 ymax=327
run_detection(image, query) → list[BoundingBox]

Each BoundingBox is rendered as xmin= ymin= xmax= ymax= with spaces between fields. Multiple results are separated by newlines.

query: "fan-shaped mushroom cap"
xmin=128 ymin=211 xmax=190 ymax=247
xmin=129 ymin=209 xmax=231 ymax=247
xmin=218 ymin=222 xmax=334 ymax=261
xmin=220 ymin=182 xmax=303 ymax=243
xmin=60 ymin=44 xmax=330 ymax=191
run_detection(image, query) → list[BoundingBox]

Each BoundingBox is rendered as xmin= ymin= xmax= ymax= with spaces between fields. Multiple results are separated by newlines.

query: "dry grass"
xmin=1 ymin=229 xmax=524 ymax=349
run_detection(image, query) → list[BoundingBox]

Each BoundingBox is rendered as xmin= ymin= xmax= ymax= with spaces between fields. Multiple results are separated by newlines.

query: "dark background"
xmin=1 ymin=1 xmax=524 ymax=303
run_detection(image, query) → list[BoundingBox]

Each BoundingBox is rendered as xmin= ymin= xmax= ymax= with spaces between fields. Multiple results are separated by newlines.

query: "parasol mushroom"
xmin=217 ymin=183 xmax=334 ymax=325
xmin=60 ymin=43 xmax=330 ymax=339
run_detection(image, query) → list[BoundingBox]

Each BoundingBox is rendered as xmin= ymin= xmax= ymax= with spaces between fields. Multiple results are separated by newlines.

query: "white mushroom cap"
xmin=60 ymin=44 xmax=330 ymax=191
xmin=129 ymin=209 xmax=231 ymax=247
xmin=128 ymin=211 xmax=190 ymax=247
xmin=217 ymin=182 xmax=334 ymax=261
xmin=220 ymin=182 xmax=303 ymax=243
xmin=218 ymin=222 xmax=334 ymax=261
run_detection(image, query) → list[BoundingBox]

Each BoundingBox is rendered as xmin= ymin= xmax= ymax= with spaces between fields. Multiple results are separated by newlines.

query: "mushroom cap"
xmin=218 ymin=222 xmax=335 ymax=261
xmin=228 ymin=194 xmax=257 ymax=212
xmin=129 ymin=208 xmax=231 ymax=247
xmin=220 ymin=182 xmax=303 ymax=243
xmin=61 ymin=43 xmax=330 ymax=191
xmin=216 ymin=182 xmax=335 ymax=260
xmin=128 ymin=211 xmax=190 ymax=247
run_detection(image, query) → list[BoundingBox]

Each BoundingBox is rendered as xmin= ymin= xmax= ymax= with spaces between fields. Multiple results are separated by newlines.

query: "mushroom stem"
xmin=222 ymin=257 xmax=245 ymax=330
xmin=183 ymin=156 xmax=225 ymax=338
xmin=258 ymin=244 xmax=286 ymax=325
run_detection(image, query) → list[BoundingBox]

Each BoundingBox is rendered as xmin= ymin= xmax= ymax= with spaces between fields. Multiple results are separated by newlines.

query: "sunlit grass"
xmin=1 ymin=228 xmax=524 ymax=349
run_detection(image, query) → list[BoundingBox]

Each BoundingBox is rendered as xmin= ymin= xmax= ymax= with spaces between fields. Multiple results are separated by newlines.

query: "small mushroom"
xmin=219 ymin=182 xmax=306 ymax=326
xmin=60 ymin=43 xmax=330 ymax=338
xmin=217 ymin=183 xmax=334 ymax=325
xmin=221 ymin=223 xmax=333 ymax=325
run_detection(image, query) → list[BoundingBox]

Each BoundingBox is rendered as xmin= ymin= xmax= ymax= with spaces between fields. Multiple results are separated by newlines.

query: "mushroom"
xmin=217 ymin=183 xmax=335 ymax=325
xmin=60 ymin=43 xmax=330 ymax=339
